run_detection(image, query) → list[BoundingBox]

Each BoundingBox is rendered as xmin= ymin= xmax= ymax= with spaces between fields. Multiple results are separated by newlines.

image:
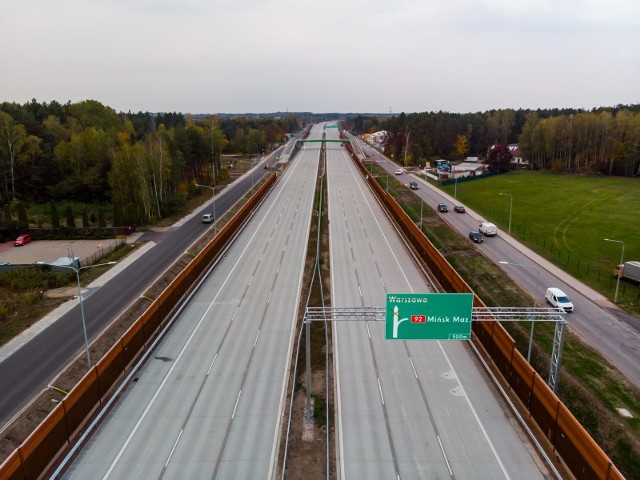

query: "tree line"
xmin=346 ymin=105 xmax=640 ymax=176
xmin=0 ymin=99 xmax=301 ymax=225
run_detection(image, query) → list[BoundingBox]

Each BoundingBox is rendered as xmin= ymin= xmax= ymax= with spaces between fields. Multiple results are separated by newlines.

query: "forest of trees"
xmin=2 ymin=100 xmax=638 ymax=232
xmin=347 ymin=105 xmax=640 ymax=176
xmin=0 ymin=100 xmax=301 ymax=225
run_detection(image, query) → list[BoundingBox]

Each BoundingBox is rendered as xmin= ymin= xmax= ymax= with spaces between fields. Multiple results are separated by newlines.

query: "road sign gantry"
xmin=304 ymin=302 xmax=567 ymax=392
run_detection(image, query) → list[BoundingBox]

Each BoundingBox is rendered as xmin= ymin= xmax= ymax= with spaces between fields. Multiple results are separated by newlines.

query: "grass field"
xmin=441 ymin=171 xmax=640 ymax=310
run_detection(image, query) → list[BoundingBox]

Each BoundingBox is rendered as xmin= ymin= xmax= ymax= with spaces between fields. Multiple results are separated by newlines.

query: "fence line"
xmin=79 ymin=238 xmax=127 ymax=267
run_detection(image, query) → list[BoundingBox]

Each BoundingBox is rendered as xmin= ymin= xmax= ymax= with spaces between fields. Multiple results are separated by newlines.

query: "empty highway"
xmin=63 ymin=127 xmax=323 ymax=478
xmin=61 ymin=125 xmax=551 ymax=479
xmin=327 ymin=129 xmax=547 ymax=478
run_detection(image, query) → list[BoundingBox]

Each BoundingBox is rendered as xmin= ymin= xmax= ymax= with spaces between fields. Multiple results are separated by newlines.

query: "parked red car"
xmin=14 ymin=234 xmax=32 ymax=246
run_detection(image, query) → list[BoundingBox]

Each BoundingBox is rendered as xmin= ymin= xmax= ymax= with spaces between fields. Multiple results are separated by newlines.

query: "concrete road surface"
xmin=63 ymin=128 xmax=322 ymax=478
xmin=328 ymin=129 xmax=548 ymax=479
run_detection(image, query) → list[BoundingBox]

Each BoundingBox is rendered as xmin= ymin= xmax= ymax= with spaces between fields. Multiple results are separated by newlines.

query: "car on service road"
xmin=454 ymin=205 xmax=465 ymax=213
xmin=469 ymin=231 xmax=483 ymax=243
xmin=202 ymin=214 xmax=214 ymax=223
xmin=14 ymin=234 xmax=32 ymax=246
xmin=479 ymin=222 xmax=497 ymax=236
xmin=437 ymin=203 xmax=448 ymax=212
xmin=409 ymin=181 xmax=419 ymax=190
xmin=545 ymin=287 xmax=574 ymax=313
xmin=395 ymin=169 xmax=403 ymax=175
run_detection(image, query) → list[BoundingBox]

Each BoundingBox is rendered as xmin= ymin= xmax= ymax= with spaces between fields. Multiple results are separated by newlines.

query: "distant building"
xmin=438 ymin=162 xmax=487 ymax=181
xmin=453 ymin=163 xmax=487 ymax=178
xmin=507 ymin=144 xmax=528 ymax=166
xmin=488 ymin=143 xmax=529 ymax=167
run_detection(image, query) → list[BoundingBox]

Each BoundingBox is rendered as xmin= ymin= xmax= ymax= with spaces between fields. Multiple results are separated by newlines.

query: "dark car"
xmin=454 ymin=205 xmax=465 ymax=213
xmin=14 ymin=233 xmax=32 ymax=246
xmin=437 ymin=203 xmax=448 ymax=212
xmin=409 ymin=181 xmax=419 ymax=190
xmin=469 ymin=231 xmax=483 ymax=243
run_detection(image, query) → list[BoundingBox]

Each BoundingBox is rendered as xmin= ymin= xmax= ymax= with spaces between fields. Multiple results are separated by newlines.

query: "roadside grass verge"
xmin=369 ymin=163 xmax=640 ymax=478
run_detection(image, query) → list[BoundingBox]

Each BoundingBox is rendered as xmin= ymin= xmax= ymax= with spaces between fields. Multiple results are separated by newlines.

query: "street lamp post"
xmin=604 ymin=238 xmax=625 ymax=303
xmin=250 ymin=157 xmax=261 ymax=193
xmin=499 ymin=260 xmax=540 ymax=363
xmin=499 ymin=193 xmax=513 ymax=235
xmin=46 ymin=261 xmax=116 ymax=369
xmin=195 ymin=183 xmax=224 ymax=223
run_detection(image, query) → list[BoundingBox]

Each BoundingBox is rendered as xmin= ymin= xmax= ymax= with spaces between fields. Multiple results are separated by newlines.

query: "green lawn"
xmin=442 ymin=171 xmax=640 ymax=309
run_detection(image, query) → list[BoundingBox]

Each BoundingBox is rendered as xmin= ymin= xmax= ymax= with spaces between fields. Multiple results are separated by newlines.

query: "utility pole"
xmin=403 ymin=128 xmax=410 ymax=167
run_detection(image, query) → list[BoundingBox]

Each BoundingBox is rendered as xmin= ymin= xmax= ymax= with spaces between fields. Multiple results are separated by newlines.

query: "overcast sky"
xmin=1 ymin=0 xmax=638 ymax=114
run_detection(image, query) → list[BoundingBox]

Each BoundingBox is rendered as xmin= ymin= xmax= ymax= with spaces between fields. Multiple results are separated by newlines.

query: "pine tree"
xmin=50 ymin=201 xmax=60 ymax=229
xmin=112 ymin=203 xmax=123 ymax=227
xmin=16 ymin=203 xmax=29 ymax=231
xmin=82 ymin=208 xmax=89 ymax=228
xmin=65 ymin=205 xmax=75 ymax=228
xmin=98 ymin=208 xmax=106 ymax=228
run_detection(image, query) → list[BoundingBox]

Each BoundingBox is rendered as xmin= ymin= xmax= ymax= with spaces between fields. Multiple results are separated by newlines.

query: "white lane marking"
xmin=366 ymin=323 xmax=371 ymax=339
xmin=437 ymin=342 xmax=511 ymax=479
xmin=103 ymin=149 xmax=307 ymax=479
xmin=328 ymin=182 xmax=347 ymax=480
xmin=248 ymin=275 xmax=253 ymax=286
xmin=254 ymin=330 xmax=261 ymax=348
xmin=409 ymin=357 xmax=418 ymax=379
xmin=342 ymin=149 xmax=508 ymax=478
xmin=277 ymin=264 xmax=281 ymax=274
xmin=231 ymin=306 xmax=240 ymax=323
xmin=283 ymin=244 xmax=287 ymax=252
xmin=377 ymin=378 xmax=385 ymax=405
xmin=164 ymin=429 xmax=184 ymax=468
xmin=231 ymin=390 xmax=242 ymax=419
xmin=347 ymin=156 xmax=413 ymax=288
xmin=267 ymin=290 xmax=272 ymax=304
xmin=358 ymin=286 xmax=362 ymax=298
xmin=437 ymin=435 xmax=453 ymax=477
xmin=206 ymin=353 xmax=218 ymax=376
xmin=102 ymin=285 xmax=226 ymax=478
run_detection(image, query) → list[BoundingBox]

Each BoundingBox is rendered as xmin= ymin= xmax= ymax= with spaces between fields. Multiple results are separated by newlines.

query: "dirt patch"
xmin=44 ymin=286 xmax=78 ymax=298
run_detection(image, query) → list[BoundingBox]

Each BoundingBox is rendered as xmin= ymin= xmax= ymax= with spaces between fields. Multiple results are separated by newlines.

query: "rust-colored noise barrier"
xmin=345 ymin=144 xmax=624 ymax=480
xmin=0 ymin=173 xmax=278 ymax=480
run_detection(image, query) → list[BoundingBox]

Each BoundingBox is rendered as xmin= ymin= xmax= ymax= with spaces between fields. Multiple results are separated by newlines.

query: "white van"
xmin=202 ymin=213 xmax=214 ymax=223
xmin=479 ymin=222 xmax=497 ymax=236
xmin=545 ymin=287 xmax=574 ymax=313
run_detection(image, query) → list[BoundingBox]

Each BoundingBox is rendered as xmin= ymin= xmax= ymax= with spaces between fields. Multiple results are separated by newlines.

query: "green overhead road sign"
xmin=386 ymin=293 xmax=473 ymax=340
xmin=297 ymin=139 xmax=347 ymax=143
